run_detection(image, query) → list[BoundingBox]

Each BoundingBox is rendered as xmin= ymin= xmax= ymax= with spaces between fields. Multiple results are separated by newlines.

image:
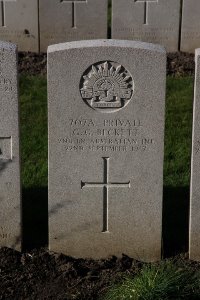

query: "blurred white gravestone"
xmin=0 ymin=0 xmax=38 ymax=52
xmin=181 ymin=0 xmax=200 ymax=53
xmin=0 ymin=0 xmax=15 ymax=27
xmin=60 ymin=0 xmax=87 ymax=29
xmin=39 ymin=0 xmax=108 ymax=52
xmin=48 ymin=40 xmax=166 ymax=262
xmin=134 ymin=0 xmax=158 ymax=26
xmin=112 ymin=0 xmax=180 ymax=52
xmin=0 ymin=41 xmax=21 ymax=250
xmin=190 ymin=49 xmax=200 ymax=261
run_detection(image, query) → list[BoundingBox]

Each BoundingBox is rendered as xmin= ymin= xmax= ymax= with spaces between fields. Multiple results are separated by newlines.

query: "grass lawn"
xmin=164 ymin=76 xmax=194 ymax=187
xmin=102 ymin=260 xmax=200 ymax=300
xmin=20 ymin=75 xmax=47 ymax=189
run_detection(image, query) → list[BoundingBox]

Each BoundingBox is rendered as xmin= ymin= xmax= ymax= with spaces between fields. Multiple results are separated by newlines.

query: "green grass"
xmin=102 ymin=261 xmax=199 ymax=300
xmin=20 ymin=75 xmax=47 ymax=188
xmin=164 ymin=77 xmax=194 ymax=187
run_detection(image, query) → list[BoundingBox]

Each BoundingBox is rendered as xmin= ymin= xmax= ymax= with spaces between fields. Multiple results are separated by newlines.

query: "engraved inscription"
xmin=60 ymin=0 xmax=87 ymax=29
xmin=134 ymin=0 xmax=158 ymax=25
xmin=0 ymin=0 xmax=16 ymax=27
xmin=81 ymin=157 xmax=130 ymax=232
xmin=0 ymin=227 xmax=11 ymax=239
xmin=58 ymin=118 xmax=155 ymax=152
xmin=0 ymin=49 xmax=13 ymax=90
xmin=0 ymin=137 xmax=12 ymax=160
xmin=80 ymin=61 xmax=134 ymax=113
xmin=44 ymin=31 xmax=96 ymax=40
xmin=0 ymin=76 xmax=12 ymax=91
xmin=194 ymin=140 xmax=200 ymax=154
xmin=115 ymin=27 xmax=175 ymax=43
xmin=0 ymin=47 xmax=14 ymax=90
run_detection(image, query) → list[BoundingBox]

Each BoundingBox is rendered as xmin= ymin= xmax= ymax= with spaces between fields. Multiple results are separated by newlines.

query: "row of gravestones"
xmin=1 ymin=38 xmax=200 ymax=262
xmin=1 ymin=0 xmax=200 ymax=53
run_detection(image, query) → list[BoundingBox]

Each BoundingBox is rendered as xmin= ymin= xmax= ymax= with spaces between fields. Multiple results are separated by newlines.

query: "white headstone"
xmin=190 ymin=49 xmax=200 ymax=261
xmin=112 ymin=0 xmax=180 ymax=52
xmin=48 ymin=40 xmax=166 ymax=262
xmin=0 ymin=41 xmax=21 ymax=250
xmin=0 ymin=0 xmax=38 ymax=52
xmin=181 ymin=0 xmax=200 ymax=53
xmin=39 ymin=0 xmax=108 ymax=53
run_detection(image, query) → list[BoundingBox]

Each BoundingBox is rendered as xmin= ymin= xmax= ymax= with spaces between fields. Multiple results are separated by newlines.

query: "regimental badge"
xmin=80 ymin=61 xmax=134 ymax=112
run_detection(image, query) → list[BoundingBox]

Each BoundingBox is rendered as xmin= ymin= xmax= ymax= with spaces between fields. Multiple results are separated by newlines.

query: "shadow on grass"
xmin=162 ymin=186 xmax=189 ymax=258
xmin=21 ymin=185 xmax=190 ymax=257
xmin=22 ymin=187 xmax=48 ymax=251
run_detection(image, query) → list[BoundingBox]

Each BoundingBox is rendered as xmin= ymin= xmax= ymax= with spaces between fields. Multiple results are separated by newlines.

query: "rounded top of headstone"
xmin=0 ymin=41 xmax=17 ymax=52
xmin=48 ymin=39 xmax=166 ymax=54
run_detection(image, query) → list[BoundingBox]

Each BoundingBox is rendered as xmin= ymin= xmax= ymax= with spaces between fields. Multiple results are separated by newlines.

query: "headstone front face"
xmin=48 ymin=40 xmax=166 ymax=262
xmin=0 ymin=41 xmax=21 ymax=250
xmin=39 ymin=0 xmax=108 ymax=53
xmin=190 ymin=49 xmax=200 ymax=261
xmin=0 ymin=0 xmax=38 ymax=52
xmin=181 ymin=0 xmax=200 ymax=53
xmin=112 ymin=0 xmax=180 ymax=52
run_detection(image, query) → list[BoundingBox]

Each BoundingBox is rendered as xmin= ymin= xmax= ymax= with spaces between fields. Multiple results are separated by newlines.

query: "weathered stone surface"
xmin=39 ymin=0 xmax=108 ymax=53
xmin=0 ymin=0 xmax=38 ymax=52
xmin=112 ymin=0 xmax=180 ymax=52
xmin=181 ymin=0 xmax=200 ymax=53
xmin=190 ymin=49 xmax=200 ymax=261
xmin=48 ymin=40 xmax=166 ymax=262
xmin=0 ymin=41 xmax=21 ymax=250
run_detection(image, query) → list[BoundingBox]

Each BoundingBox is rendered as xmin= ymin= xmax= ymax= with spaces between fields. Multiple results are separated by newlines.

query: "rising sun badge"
xmin=80 ymin=61 xmax=134 ymax=112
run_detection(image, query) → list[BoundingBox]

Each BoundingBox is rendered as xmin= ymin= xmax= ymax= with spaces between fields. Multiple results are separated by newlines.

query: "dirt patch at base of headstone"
xmin=1 ymin=247 xmax=199 ymax=300
xmin=0 ymin=247 xmax=141 ymax=300
xmin=18 ymin=52 xmax=195 ymax=77
xmin=18 ymin=52 xmax=47 ymax=76
xmin=167 ymin=52 xmax=195 ymax=77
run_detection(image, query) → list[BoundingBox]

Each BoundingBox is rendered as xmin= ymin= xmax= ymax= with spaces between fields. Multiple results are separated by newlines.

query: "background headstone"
xmin=0 ymin=41 xmax=21 ymax=250
xmin=48 ymin=40 xmax=166 ymax=262
xmin=0 ymin=0 xmax=38 ymax=52
xmin=39 ymin=0 xmax=108 ymax=53
xmin=190 ymin=49 xmax=200 ymax=261
xmin=181 ymin=0 xmax=200 ymax=53
xmin=112 ymin=0 xmax=180 ymax=52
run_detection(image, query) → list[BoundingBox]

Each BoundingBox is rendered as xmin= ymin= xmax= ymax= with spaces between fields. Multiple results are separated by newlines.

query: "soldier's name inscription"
xmin=58 ymin=118 xmax=155 ymax=152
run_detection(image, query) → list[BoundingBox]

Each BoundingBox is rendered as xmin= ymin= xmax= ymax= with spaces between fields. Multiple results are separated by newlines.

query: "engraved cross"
xmin=0 ymin=0 xmax=16 ymax=27
xmin=81 ymin=157 xmax=130 ymax=233
xmin=134 ymin=0 xmax=158 ymax=25
xmin=60 ymin=0 xmax=87 ymax=29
